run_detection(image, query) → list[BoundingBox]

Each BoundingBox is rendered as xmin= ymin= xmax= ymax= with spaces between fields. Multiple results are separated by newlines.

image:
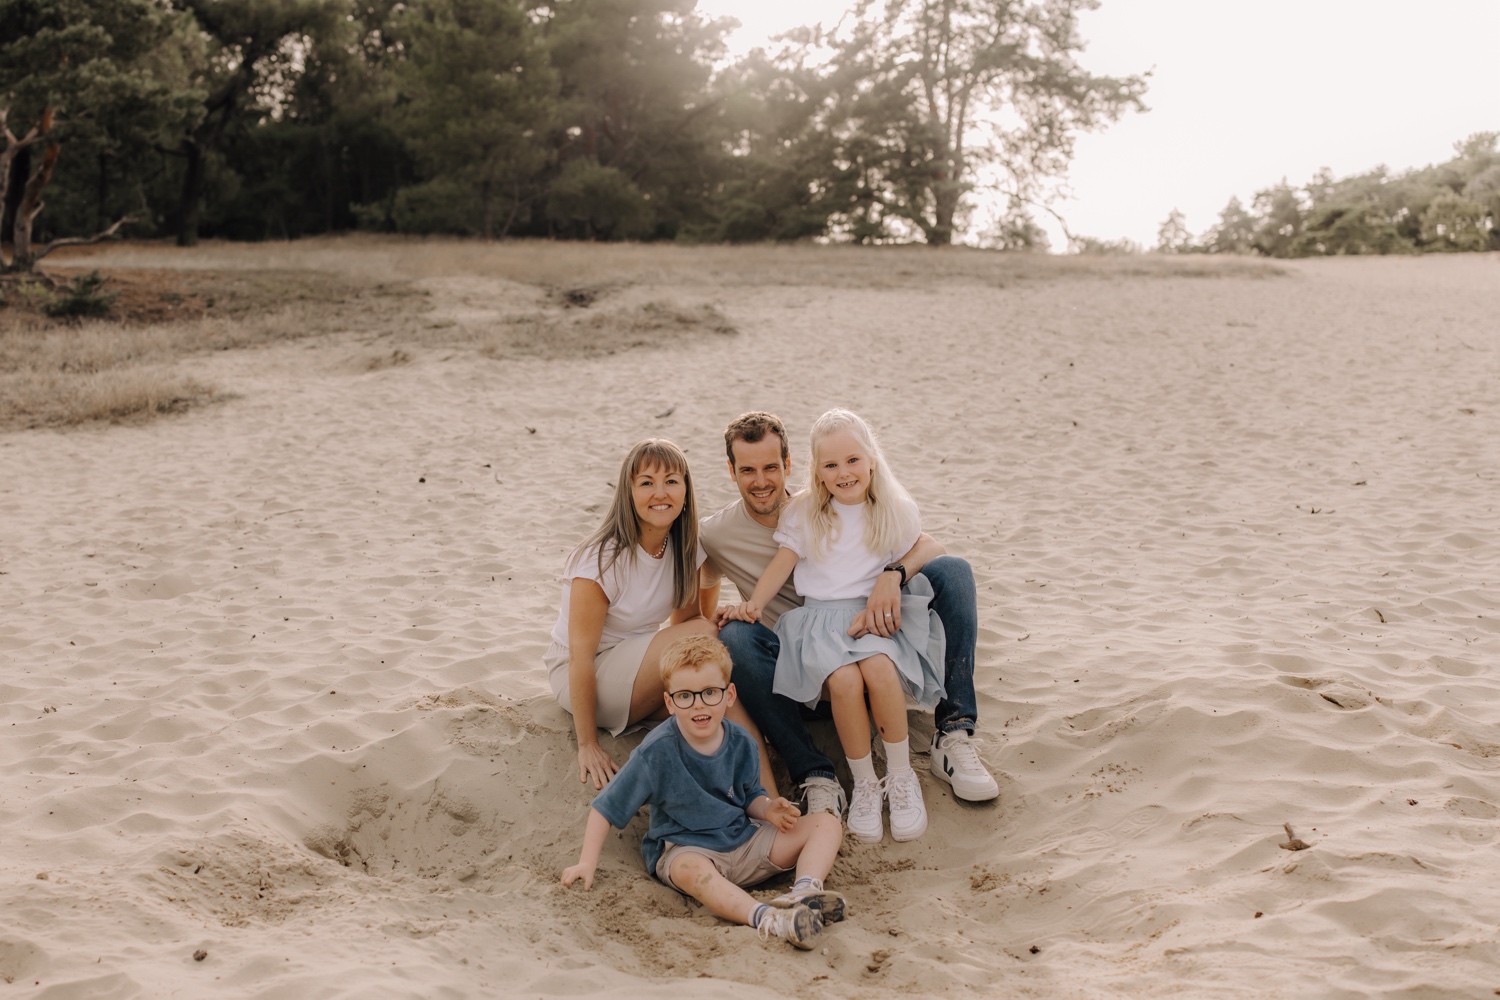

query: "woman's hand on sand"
xmin=577 ymin=742 xmax=618 ymax=790
xmin=763 ymin=796 xmax=801 ymax=832
xmin=561 ymin=862 xmax=596 ymax=890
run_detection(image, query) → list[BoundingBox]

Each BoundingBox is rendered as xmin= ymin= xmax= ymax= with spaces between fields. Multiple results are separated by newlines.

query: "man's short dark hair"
xmin=724 ymin=411 xmax=789 ymax=465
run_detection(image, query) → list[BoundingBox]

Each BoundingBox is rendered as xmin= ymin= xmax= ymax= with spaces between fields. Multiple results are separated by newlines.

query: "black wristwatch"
xmin=883 ymin=563 xmax=907 ymax=587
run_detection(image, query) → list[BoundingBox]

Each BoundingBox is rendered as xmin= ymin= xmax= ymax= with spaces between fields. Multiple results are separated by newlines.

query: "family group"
xmin=552 ymin=410 xmax=999 ymax=950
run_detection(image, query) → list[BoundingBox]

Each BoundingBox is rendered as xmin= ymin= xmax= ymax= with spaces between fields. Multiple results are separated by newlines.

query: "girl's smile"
xmin=815 ymin=429 xmax=872 ymax=505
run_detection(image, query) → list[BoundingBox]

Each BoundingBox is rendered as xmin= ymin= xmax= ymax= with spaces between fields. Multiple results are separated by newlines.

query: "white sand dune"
xmin=2 ymin=248 xmax=1497 ymax=998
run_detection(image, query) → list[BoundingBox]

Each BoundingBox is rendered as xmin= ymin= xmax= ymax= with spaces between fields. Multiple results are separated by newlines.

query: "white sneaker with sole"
xmin=768 ymin=889 xmax=847 ymax=924
xmin=930 ymin=730 xmax=1000 ymax=802
xmin=846 ymin=777 xmax=885 ymax=844
xmin=886 ymin=767 xmax=928 ymax=841
xmin=756 ymin=903 xmax=822 ymax=950
xmin=798 ymin=775 xmax=846 ymax=819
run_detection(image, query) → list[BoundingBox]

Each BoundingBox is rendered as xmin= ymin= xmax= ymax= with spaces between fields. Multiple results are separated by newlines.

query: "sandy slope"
xmin=1 ymin=248 xmax=1497 ymax=999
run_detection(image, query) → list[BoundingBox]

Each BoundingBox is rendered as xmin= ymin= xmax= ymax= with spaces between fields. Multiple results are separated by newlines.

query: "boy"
xmin=561 ymin=634 xmax=847 ymax=949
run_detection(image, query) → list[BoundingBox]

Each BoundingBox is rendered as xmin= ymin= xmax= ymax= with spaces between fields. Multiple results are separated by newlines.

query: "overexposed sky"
xmin=696 ymin=0 xmax=1500 ymax=249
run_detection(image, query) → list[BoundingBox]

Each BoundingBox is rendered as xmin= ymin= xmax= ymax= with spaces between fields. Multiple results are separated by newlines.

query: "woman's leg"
xmin=627 ymin=618 xmax=716 ymax=724
xmin=858 ymin=654 xmax=908 ymax=744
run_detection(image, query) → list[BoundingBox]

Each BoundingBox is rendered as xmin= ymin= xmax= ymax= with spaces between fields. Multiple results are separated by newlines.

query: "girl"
xmin=544 ymin=439 xmax=772 ymax=792
xmin=725 ymin=410 xmax=945 ymax=843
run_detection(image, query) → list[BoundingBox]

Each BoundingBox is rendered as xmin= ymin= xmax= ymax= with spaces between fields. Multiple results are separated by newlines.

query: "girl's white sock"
xmin=848 ymin=753 xmax=878 ymax=783
xmin=882 ymin=737 xmax=913 ymax=774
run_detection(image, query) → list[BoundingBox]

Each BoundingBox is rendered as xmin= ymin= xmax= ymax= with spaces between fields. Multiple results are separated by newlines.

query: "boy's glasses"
xmin=668 ymin=686 xmax=726 ymax=709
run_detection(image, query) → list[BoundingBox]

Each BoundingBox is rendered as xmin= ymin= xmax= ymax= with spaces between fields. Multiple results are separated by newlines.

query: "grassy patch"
xmin=0 ymin=264 xmax=426 ymax=432
xmin=477 ymin=300 xmax=737 ymax=361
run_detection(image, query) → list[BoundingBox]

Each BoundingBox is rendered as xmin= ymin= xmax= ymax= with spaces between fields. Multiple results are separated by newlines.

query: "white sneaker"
xmin=846 ymin=777 xmax=885 ymax=844
xmin=756 ymin=903 xmax=822 ymax=950
xmin=930 ymin=730 xmax=1000 ymax=802
xmin=798 ymin=775 xmax=846 ymax=819
xmin=768 ymin=889 xmax=847 ymax=924
xmin=886 ymin=768 xmax=928 ymax=841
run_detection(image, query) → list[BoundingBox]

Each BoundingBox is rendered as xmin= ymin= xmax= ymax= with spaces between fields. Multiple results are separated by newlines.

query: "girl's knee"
xmin=825 ymin=664 xmax=864 ymax=697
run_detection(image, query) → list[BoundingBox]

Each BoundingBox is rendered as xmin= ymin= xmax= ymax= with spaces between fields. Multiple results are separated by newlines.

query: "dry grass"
xmin=0 ymin=266 xmax=424 ymax=432
xmin=55 ymin=235 xmax=1288 ymax=291
xmin=477 ymin=300 xmax=736 ymax=361
xmin=5 ymin=236 xmax=1286 ymax=432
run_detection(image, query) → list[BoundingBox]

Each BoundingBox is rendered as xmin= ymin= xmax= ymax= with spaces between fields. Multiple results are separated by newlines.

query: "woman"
xmin=545 ymin=439 xmax=771 ymax=790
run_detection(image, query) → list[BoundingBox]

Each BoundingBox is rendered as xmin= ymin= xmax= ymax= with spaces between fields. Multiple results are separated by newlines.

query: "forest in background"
xmin=0 ymin=0 xmax=1495 ymax=266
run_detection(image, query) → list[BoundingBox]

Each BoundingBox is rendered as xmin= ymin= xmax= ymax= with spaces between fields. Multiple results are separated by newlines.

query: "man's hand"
xmin=763 ymin=796 xmax=801 ymax=832
xmin=863 ymin=569 xmax=902 ymax=637
xmin=561 ymin=861 xmax=597 ymax=890
xmin=577 ymin=742 xmax=618 ymax=790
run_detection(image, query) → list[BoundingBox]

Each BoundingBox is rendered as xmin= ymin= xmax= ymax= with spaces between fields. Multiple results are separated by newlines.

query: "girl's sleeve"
xmin=771 ymin=503 xmax=806 ymax=557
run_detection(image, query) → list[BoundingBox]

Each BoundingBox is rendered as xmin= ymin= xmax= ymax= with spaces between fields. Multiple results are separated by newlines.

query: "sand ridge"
xmin=1 ymin=248 xmax=1498 ymax=997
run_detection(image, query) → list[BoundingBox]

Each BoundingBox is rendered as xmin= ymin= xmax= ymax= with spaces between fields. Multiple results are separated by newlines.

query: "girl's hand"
xmin=561 ymin=861 xmax=597 ymax=890
xmin=726 ymin=601 xmax=761 ymax=624
xmin=763 ymin=796 xmax=800 ymax=832
xmin=577 ymin=742 xmax=618 ymax=790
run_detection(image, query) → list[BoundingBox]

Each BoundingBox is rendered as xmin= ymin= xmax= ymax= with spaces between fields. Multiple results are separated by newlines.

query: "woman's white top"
xmin=773 ymin=501 xmax=917 ymax=602
xmin=549 ymin=539 xmax=704 ymax=650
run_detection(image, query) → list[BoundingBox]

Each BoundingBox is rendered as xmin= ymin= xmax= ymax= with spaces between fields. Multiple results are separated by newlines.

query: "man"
xmin=699 ymin=411 xmax=999 ymax=818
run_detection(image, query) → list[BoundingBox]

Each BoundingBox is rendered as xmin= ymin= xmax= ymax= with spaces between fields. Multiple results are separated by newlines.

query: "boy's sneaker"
xmin=846 ymin=777 xmax=885 ymax=844
xmin=930 ymin=730 xmax=1000 ymax=802
xmin=798 ymin=775 xmax=846 ymax=819
xmin=756 ymin=903 xmax=823 ymax=950
xmin=768 ymin=889 xmax=847 ymax=925
xmin=886 ymin=768 xmax=928 ymax=841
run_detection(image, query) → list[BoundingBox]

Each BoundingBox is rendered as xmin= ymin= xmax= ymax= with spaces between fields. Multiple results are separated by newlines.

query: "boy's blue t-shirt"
xmin=591 ymin=717 xmax=767 ymax=876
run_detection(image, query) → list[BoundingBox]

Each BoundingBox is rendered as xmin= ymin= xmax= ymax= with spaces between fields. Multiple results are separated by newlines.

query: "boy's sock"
xmin=749 ymin=903 xmax=771 ymax=929
xmin=793 ymin=876 xmax=823 ymax=893
xmin=848 ymin=753 xmax=878 ymax=784
xmin=882 ymin=737 xmax=913 ymax=774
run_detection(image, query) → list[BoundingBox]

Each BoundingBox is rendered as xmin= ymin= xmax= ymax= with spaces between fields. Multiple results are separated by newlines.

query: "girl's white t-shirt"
xmin=774 ymin=500 xmax=918 ymax=602
xmin=550 ymin=540 xmax=705 ymax=650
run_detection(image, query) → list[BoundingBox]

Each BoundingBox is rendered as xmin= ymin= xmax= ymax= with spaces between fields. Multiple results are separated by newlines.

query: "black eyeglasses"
xmin=668 ymin=686 xmax=726 ymax=709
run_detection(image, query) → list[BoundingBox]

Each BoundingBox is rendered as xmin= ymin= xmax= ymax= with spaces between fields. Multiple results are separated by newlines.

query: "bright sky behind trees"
xmin=698 ymin=0 xmax=1500 ymax=249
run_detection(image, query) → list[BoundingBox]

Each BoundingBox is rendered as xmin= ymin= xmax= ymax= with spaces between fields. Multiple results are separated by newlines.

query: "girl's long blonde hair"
xmin=794 ymin=408 xmax=919 ymax=562
xmin=568 ymin=439 xmax=700 ymax=609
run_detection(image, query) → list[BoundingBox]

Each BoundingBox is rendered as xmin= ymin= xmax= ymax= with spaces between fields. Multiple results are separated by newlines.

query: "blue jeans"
xmin=720 ymin=555 xmax=979 ymax=786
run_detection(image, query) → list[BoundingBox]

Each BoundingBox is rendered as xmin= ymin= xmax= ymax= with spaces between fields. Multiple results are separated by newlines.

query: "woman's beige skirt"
xmin=543 ymin=632 xmax=658 ymax=737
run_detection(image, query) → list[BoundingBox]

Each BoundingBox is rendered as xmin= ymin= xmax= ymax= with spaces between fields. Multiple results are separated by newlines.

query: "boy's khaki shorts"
xmin=655 ymin=819 xmax=789 ymax=892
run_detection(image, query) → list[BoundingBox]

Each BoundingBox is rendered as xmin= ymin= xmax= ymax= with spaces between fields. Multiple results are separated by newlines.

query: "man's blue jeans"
xmin=720 ymin=555 xmax=979 ymax=787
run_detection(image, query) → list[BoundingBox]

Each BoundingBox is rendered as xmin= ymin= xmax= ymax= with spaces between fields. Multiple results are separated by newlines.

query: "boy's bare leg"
xmin=768 ymin=813 xmax=842 ymax=882
xmin=767 ymin=813 xmax=848 ymax=922
xmin=668 ymin=853 xmax=763 ymax=925
xmin=858 ymin=654 xmax=908 ymax=743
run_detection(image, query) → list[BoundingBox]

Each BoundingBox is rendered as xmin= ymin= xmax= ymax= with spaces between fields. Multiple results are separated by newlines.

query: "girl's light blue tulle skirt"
xmin=771 ymin=576 xmax=946 ymax=711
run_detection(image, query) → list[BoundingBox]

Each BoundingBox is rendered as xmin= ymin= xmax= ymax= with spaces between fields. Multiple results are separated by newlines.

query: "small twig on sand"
xmin=1279 ymin=823 xmax=1312 ymax=851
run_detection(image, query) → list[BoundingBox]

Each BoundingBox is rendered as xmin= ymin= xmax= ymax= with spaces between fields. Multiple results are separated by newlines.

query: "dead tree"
xmin=1 ymin=106 xmax=133 ymax=275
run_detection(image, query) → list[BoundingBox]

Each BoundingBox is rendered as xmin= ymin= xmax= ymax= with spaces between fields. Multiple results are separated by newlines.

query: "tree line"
xmin=0 ymin=0 xmax=1147 ymax=271
xmin=1154 ymin=133 xmax=1500 ymax=257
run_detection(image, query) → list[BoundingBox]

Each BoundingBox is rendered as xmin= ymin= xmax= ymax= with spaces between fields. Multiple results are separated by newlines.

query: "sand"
xmin=2 ymin=245 xmax=1497 ymax=999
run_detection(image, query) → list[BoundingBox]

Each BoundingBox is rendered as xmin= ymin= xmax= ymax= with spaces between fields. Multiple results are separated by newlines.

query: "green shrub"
xmin=44 ymin=271 xmax=118 ymax=319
